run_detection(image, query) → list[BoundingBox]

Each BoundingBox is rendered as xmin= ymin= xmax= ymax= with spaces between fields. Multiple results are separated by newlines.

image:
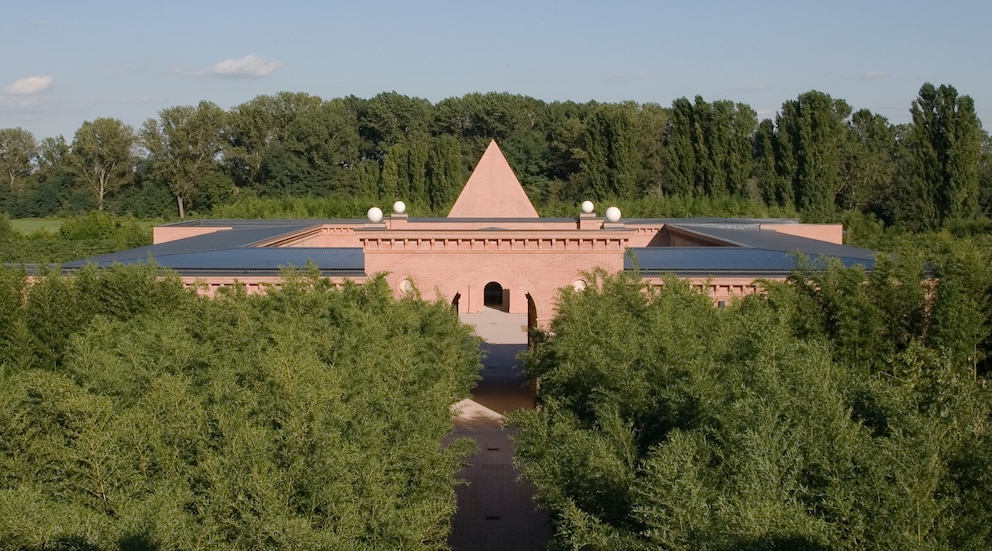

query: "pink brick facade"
xmin=363 ymin=232 xmax=627 ymax=327
xmin=135 ymin=141 xmax=870 ymax=329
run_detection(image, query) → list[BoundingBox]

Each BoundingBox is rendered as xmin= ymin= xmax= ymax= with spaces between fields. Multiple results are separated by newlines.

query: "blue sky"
xmin=2 ymin=0 xmax=989 ymax=140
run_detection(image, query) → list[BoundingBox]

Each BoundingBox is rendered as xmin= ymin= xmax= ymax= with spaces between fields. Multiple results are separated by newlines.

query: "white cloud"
xmin=861 ymin=71 xmax=888 ymax=80
xmin=3 ymin=76 xmax=54 ymax=95
xmin=205 ymin=55 xmax=281 ymax=78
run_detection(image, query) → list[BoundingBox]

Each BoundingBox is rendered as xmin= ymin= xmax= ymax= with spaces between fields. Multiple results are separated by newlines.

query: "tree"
xmin=980 ymin=132 xmax=992 ymax=217
xmin=512 ymin=258 xmax=992 ymax=550
xmin=776 ymin=91 xmax=852 ymax=219
xmin=661 ymin=97 xmax=697 ymax=197
xmin=661 ymin=97 xmax=756 ymax=200
xmin=841 ymin=109 xmax=896 ymax=215
xmin=0 ymin=268 xmax=482 ymax=549
xmin=894 ymin=83 xmax=984 ymax=228
xmin=631 ymin=103 xmax=668 ymax=197
xmin=225 ymin=92 xmax=327 ymax=189
xmin=36 ymin=135 xmax=69 ymax=177
xmin=353 ymin=92 xmax=433 ymax=162
xmin=142 ymin=101 xmax=228 ymax=218
xmin=582 ymin=103 xmax=638 ymax=199
xmin=0 ymin=127 xmax=37 ymax=192
xmin=753 ymin=118 xmax=791 ymax=207
xmin=70 ymin=118 xmax=136 ymax=211
xmin=426 ymin=135 xmax=464 ymax=212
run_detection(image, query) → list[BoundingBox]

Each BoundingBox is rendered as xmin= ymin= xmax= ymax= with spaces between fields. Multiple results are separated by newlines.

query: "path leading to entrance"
xmin=447 ymin=311 xmax=551 ymax=551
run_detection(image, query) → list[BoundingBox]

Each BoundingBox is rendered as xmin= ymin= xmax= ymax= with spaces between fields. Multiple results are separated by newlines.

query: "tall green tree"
xmin=776 ymin=91 xmax=852 ymax=219
xmin=36 ymin=135 xmax=70 ymax=178
xmin=352 ymin=92 xmax=433 ymax=162
xmin=426 ymin=135 xmax=464 ymax=212
xmin=142 ymin=101 xmax=228 ymax=218
xmin=258 ymin=98 xmax=360 ymax=196
xmin=0 ymin=127 xmax=37 ymax=192
xmin=661 ymin=97 xmax=756 ymax=199
xmin=661 ymin=97 xmax=697 ymax=197
xmin=225 ymin=92 xmax=326 ymax=189
xmin=980 ymin=132 xmax=992 ymax=217
xmin=382 ymin=140 xmax=430 ymax=205
xmin=579 ymin=103 xmax=637 ymax=199
xmin=631 ymin=103 xmax=668 ymax=197
xmin=840 ymin=109 xmax=896 ymax=214
xmin=894 ymin=83 xmax=983 ymax=229
xmin=70 ymin=118 xmax=136 ymax=211
xmin=753 ymin=118 xmax=791 ymax=207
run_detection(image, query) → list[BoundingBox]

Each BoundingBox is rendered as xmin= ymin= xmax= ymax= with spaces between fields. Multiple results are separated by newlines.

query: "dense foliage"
xmin=1 ymin=86 xmax=989 ymax=228
xmin=0 ymin=212 xmax=151 ymax=265
xmin=512 ymin=236 xmax=992 ymax=550
xmin=0 ymin=265 xmax=481 ymax=550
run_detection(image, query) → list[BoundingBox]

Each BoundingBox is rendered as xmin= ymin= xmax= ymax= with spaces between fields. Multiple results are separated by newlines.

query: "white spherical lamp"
xmin=605 ymin=206 xmax=622 ymax=223
xmin=581 ymin=200 xmax=594 ymax=214
xmin=393 ymin=201 xmax=406 ymax=214
xmin=367 ymin=207 xmax=384 ymax=223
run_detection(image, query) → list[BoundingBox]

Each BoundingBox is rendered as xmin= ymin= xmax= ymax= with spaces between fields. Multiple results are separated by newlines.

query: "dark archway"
xmin=526 ymin=292 xmax=538 ymax=345
xmin=451 ymin=292 xmax=460 ymax=313
xmin=484 ymin=281 xmax=505 ymax=311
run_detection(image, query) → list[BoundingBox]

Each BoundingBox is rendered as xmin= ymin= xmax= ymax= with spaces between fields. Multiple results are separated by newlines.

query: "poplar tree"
xmin=903 ymin=83 xmax=983 ymax=226
xmin=776 ymin=91 xmax=851 ymax=220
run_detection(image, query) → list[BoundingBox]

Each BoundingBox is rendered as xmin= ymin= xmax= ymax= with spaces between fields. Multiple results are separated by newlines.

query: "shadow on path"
xmin=446 ymin=313 xmax=551 ymax=551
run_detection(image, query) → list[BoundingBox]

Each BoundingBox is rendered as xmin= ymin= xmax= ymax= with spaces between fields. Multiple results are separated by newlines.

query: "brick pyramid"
xmin=447 ymin=140 xmax=539 ymax=218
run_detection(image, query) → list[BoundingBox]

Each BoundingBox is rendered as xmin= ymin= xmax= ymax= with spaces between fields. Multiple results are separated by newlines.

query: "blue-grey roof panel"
xmin=627 ymin=247 xmax=874 ymax=276
xmin=65 ymin=247 xmax=365 ymax=275
xmin=667 ymin=224 xmax=876 ymax=260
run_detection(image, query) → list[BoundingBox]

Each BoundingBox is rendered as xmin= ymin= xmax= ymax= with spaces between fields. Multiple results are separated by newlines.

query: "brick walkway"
xmin=447 ymin=312 xmax=551 ymax=551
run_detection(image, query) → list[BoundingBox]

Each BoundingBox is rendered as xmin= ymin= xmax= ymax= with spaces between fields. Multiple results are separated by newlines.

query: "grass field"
xmin=9 ymin=218 xmax=64 ymax=234
xmin=8 ymin=218 xmax=160 ymax=236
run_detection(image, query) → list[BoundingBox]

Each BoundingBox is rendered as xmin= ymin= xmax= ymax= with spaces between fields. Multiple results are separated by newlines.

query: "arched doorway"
xmin=484 ymin=281 xmax=506 ymax=311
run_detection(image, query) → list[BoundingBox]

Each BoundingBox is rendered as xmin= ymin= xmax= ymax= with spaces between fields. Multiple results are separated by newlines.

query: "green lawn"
xmin=9 ymin=217 xmax=160 ymax=236
xmin=9 ymin=218 xmax=64 ymax=234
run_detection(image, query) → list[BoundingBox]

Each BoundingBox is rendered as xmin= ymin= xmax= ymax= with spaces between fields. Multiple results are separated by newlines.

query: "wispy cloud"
xmin=201 ymin=55 xmax=281 ymax=78
xmin=861 ymin=71 xmax=888 ymax=80
xmin=3 ymin=76 xmax=54 ymax=95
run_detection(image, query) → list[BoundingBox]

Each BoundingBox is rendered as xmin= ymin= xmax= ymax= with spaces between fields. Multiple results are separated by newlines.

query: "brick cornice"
xmin=359 ymin=231 xmax=629 ymax=252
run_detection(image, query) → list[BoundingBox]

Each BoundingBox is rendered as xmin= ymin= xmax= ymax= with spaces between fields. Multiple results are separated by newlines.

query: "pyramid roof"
xmin=447 ymin=140 xmax=539 ymax=218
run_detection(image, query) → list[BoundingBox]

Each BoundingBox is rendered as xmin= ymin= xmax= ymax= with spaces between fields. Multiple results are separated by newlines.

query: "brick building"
xmin=67 ymin=141 xmax=875 ymax=328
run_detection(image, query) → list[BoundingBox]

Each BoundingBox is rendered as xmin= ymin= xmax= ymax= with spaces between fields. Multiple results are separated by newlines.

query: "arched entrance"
xmin=484 ymin=281 xmax=506 ymax=311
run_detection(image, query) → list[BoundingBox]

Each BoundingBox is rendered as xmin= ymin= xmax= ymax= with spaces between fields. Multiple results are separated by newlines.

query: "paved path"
xmin=446 ymin=311 xmax=551 ymax=551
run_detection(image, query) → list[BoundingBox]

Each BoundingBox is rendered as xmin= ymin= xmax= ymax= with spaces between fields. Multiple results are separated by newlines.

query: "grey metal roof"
xmin=626 ymin=220 xmax=876 ymax=277
xmin=667 ymin=223 xmax=876 ymax=260
xmin=627 ymin=247 xmax=874 ymax=277
xmin=60 ymin=216 xmax=876 ymax=280
xmin=61 ymin=220 xmax=365 ymax=277
xmin=64 ymin=247 xmax=365 ymax=277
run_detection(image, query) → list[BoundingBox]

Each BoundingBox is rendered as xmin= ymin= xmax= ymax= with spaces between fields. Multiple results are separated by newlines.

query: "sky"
xmin=2 ymin=0 xmax=990 ymax=141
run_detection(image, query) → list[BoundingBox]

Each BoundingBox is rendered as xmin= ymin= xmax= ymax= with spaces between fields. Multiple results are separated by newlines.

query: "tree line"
xmin=512 ymin=233 xmax=992 ymax=550
xmin=1 ymin=85 xmax=989 ymax=230
xmin=0 ymin=264 xmax=482 ymax=549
